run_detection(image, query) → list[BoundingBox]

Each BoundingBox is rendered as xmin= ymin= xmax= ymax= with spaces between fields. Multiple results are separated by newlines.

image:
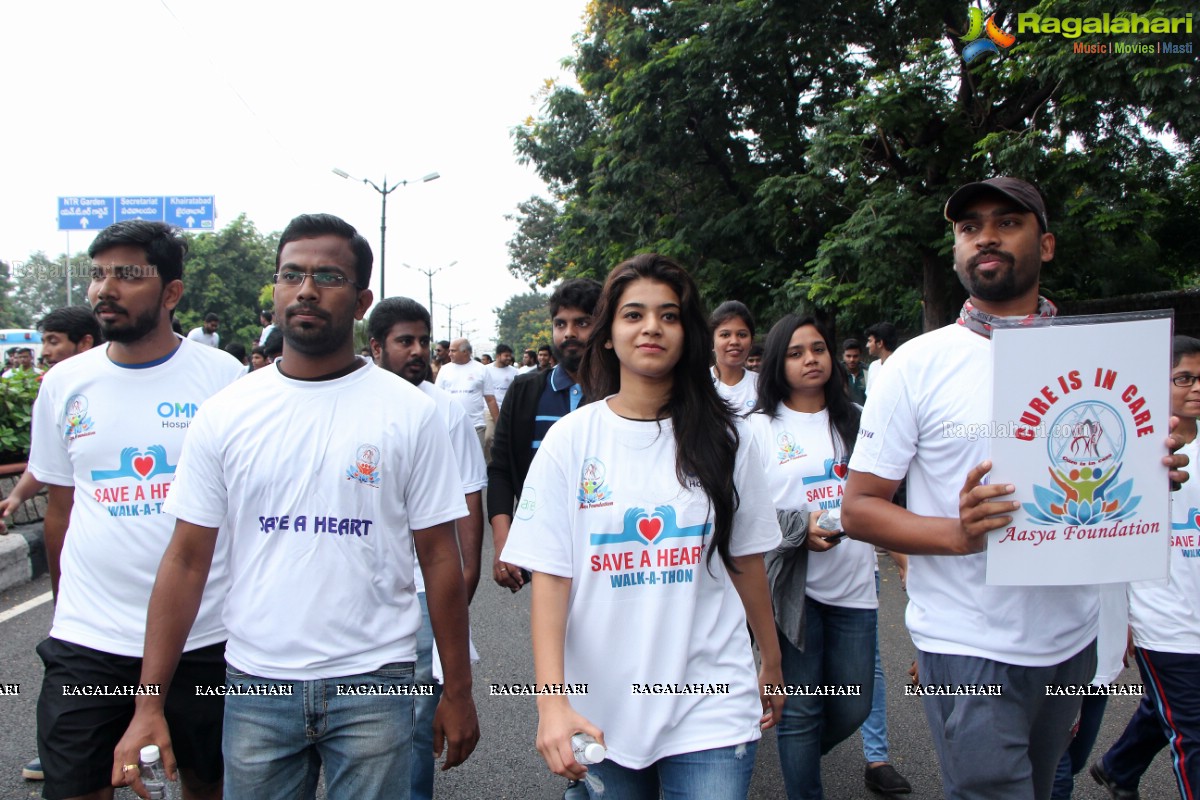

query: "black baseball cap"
xmin=944 ymin=177 xmax=1048 ymax=231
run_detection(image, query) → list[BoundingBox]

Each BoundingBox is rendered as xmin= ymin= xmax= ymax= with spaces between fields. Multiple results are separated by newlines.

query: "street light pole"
xmin=332 ymin=169 xmax=440 ymax=299
xmin=437 ymin=301 xmax=468 ymax=343
xmin=403 ymin=261 xmax=457 ymax=338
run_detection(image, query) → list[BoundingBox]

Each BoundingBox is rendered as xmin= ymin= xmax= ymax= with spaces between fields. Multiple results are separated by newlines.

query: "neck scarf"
xmin=957 ymin=296 xmax=1057 ymax=339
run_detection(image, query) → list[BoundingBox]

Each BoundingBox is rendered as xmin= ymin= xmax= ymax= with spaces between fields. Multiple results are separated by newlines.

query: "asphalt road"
xmin=0 ymin=545 xmax=1181 ymax=799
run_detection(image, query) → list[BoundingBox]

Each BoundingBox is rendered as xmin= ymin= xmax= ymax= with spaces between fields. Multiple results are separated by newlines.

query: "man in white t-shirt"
xmin=517 ymin=348 xmax=538 ymax=374
xmin=28 ymin=219 xmax=242 ymax=800
xmin=368 ymin=296 xmax=486 ymax=800
xmin=861 ymin=322 xmax=895 ymax=398
xmin=436 ymin=337 xmax=489 ymax=451
xmin=485 ymin=344 xmax=520 ymax=415
xmin=257 ymin=309 xmax=276 ymax=345
xmin=112 ymin=213 xmax=479 ymax=800
xmin=843 ymin=177 xmax=1188 ymax=800
xmin=2 ymin=347 xmax=42 ymax=378
xmin=483 ymin=344 xmax=520 ymax=462
xmin=185 ymin=312 xmax=220 ymax=347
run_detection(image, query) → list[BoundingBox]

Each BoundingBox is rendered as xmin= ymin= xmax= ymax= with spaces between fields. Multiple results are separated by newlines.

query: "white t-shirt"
xmin=1094 ymin=584 xmax=1129 ymax=685
xmin=186 ymin=327 xmax=219 ymax=348
xmin=849 ymin=323 xmax=1098 ymax=666
xmin=163 ymin=360 xmax=467 ymax=680
xmin=415 ymin=381 xmax=485 ymax=681
xmin=518 ymin=364 xmax=538 ymax=375
xmin=436 ymin=359 xmax=488 ymax=429
xmin=711 ymin=367 xmax=758 ymax=414
xmin=487 ymin=364 xmax=520 ymax=408
xmin=413 ymin=380 xmax=487 ymax=595
xmin=1129 ymin=437 xmax=1200 ymax=653
xmin=501 ymin=401 xmax=782 ymax=769
xmin=258 ymin=324 xmax=276 ymax=345
xmin=28 ymin=339 xmax=243 ymax=656
xmin=748 ymin=407 xmax=876 ymax=609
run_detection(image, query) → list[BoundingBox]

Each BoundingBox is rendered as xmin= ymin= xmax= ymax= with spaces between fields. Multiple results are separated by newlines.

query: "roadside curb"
xmin=0 ymin=522 xmax=45 ymax=593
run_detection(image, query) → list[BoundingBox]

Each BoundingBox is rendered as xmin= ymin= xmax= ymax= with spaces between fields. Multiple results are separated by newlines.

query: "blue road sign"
xmin=165 ymin=195 xmax=215 ymax=229
xmin=116 ymin=196 xmax=164 ymax=223
xmin=58 ymin=196 xmax=215 ymax=231
xmin=58 ymin=197 xmax=115 ymax=230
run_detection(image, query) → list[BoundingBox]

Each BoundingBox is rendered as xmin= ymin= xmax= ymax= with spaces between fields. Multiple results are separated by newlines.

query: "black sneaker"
xmin=1089 ymin=761 xmax=1139 ymax=799
xmin=22 ymin=757 xmax=44 ymax=781
xmin=865 ymin=763 xmax=912 ymax=794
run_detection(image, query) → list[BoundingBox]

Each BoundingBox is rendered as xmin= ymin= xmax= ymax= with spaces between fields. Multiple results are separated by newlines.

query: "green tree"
xmin=0 ymin=261 xmax=22 ymax=328
xmin=506 ymin=196 xmax=570 ymax=285
xmin=512 ymin=0 xmax=1198 ymax=334
xmin=175 ymin=214 xmax=277 ymax=349
xmin=8 ymin=253 xmax=92 ymax=327
xmin=495 ymin=292 xmax=551 ymax=349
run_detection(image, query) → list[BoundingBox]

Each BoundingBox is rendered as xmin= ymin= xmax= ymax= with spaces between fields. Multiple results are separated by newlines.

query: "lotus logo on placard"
xmin=961 ymin=5 xmax=1016 ymax=62
xmin=1023 ymin=401 xmax=1141 ymax=526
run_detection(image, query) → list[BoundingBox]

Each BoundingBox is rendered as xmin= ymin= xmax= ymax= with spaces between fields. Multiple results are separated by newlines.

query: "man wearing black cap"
xmin=840 ymin=177 xmax=1147 ymax=799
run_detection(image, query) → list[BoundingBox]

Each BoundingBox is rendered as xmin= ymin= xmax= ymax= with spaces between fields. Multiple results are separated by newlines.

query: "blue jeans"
xmin=860 ymin=571 xmax=889 ymax=763
xmin=412 ymin=593 xmax=444 ymax=800
xmin=777 ymin=599 xmax=877 ymax=800
xmin=222 ymin=662 xmax=416 ymax=800
xmin=584 ymin=741 xmax=757 ymax=799
xmin=1050 ymin=695 xmax=1108 ymax=799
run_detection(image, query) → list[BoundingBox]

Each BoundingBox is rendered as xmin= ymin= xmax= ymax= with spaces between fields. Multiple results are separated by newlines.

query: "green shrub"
xmin=0 ymin=371 xmax=41 ymax=463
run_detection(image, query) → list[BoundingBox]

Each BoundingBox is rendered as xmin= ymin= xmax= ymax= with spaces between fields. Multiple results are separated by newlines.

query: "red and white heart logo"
xmin=133 ymin=455 xmax=155 ymax=478
xmin=833 ymin=462 xmax=848 ymax=480
xmin=637 ymin=516 xmax=663 ymax=543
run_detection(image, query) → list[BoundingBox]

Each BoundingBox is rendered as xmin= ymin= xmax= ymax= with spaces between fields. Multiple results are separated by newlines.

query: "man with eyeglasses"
xmin=27 ymin=219 xmax=243 ymax=800
xmin=112 ymin=213 xmax=478 ymax=800
xmin=1089 ymin=334 xmax=1200 ymax=800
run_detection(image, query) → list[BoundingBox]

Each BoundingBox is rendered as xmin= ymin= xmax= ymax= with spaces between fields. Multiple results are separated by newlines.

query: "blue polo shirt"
xmin=531 ymin=365 xmax=583 ymax=456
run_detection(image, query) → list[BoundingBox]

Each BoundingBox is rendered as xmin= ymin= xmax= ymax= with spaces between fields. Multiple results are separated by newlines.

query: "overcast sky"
xmin=0 ymin=1 xmax=588 ymax=349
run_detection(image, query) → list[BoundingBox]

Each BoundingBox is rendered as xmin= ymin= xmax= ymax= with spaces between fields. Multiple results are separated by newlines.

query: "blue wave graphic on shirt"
xmin=90 ymin=445 xmax=177 ymax=481
xmin=589 ymin=505 xmax=709 ymax=546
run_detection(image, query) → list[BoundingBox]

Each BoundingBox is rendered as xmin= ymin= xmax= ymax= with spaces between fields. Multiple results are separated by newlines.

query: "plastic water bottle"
xmin=571 ymin=733 xmax=606 ymax=795
xmin=571 ymin=733 xmax=606 ymax=765
xmin=139 ymin=745 xmax=172 ymax=800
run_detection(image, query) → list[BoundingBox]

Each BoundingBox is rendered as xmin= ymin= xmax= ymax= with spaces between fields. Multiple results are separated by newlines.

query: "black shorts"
xmin=36 ymin=637 xmax=226 ymax=800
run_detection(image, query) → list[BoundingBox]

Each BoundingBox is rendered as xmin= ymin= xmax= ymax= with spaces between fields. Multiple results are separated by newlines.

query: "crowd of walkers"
xmin=2 ymin=176 xmax=1197 ymax=800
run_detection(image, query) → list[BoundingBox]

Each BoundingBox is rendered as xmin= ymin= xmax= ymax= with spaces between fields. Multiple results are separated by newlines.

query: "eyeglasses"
xmin=273 ymin=270 xmax=359 ymax=289
xmin=1173 ymin=374 xmax=1200 ymax=387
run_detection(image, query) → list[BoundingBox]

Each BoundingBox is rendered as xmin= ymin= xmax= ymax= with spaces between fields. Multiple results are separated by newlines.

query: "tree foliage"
xmin=175 ymin=214 xmax=277 ymax=349
xmin=495 ymin=291 xmax=551 ymax=350
xmin=7 ymin=253 xmax=91 ymax=327
xmin=511 ymin=0 xmax=1198 ymax=334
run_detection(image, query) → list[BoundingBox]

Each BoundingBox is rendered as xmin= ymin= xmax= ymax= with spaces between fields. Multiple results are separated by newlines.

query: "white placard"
xmin=987 ymin=314 xmax=1173 ymax=585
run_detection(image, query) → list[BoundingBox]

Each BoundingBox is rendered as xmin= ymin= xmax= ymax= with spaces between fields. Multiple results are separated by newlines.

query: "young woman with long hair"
xmin=748 ymin=314 xmax=878 ymax=800
xmin=710 ymin=300 xmax=758 ymax=414
xmin=501 ymin=254 xmax=784 ymax=799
